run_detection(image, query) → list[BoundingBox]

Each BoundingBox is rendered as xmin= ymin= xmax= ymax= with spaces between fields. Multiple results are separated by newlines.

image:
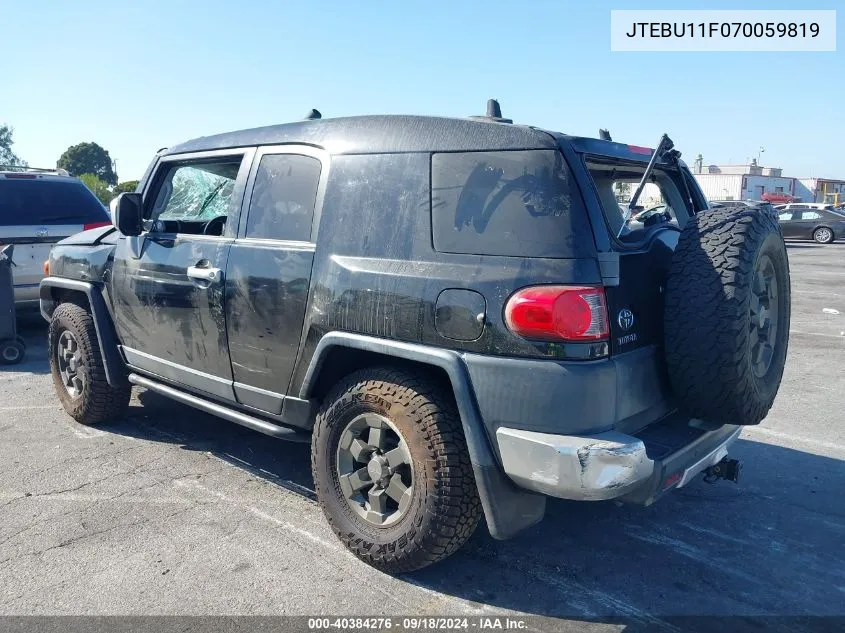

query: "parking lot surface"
xmin=0 ymin=243 xmax=843 ymax=630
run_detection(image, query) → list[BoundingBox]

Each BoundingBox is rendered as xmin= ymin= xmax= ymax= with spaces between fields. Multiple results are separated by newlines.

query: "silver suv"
xmin=0 ymin=167 xmax=111 ymax=308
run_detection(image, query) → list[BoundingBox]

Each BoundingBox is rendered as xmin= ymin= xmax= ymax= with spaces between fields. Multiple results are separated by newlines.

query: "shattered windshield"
xmin=152 ymin=161 xmax=239 ymax=222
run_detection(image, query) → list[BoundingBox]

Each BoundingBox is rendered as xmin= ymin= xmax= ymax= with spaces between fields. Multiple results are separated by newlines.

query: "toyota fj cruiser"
xmin=40 ymin=101 xmax=790 ymax=573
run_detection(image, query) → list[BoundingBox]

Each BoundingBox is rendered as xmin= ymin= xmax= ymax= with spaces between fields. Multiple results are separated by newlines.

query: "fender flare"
xmin=39 ymin=277 xmax=125 ymax=387
xmin=300 ymin=331 xmax=546 ymax=540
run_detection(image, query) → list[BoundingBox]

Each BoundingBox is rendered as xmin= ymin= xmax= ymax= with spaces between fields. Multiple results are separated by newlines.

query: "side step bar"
xmin=128 ymin=373 xmax=310 ymax=444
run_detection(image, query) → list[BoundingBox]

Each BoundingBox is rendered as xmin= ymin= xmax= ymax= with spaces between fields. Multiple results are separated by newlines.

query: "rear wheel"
xmin=312 ymin=367 xmax=481 ymax=573
xmin=49 ymin=302 xmax=131 ymax=425
xmin=813 ymin=227 xmax=834 ymax=244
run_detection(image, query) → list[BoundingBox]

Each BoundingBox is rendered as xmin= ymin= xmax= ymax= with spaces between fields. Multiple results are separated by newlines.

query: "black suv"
xmin=40 ymin=103 xmax=791 ymax=572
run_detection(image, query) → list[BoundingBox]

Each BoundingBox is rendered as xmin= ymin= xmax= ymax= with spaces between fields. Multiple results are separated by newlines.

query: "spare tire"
xmin=664 ymin=206 xmax=790 ymax=425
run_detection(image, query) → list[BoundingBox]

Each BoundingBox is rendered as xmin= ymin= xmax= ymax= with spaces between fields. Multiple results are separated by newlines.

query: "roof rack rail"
xmin=0 ymin=165 xmax=71 ymax=176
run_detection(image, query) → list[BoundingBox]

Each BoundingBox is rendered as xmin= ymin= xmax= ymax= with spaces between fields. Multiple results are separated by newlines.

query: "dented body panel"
xmin=496 ymin=428 xmax=654 ymax=500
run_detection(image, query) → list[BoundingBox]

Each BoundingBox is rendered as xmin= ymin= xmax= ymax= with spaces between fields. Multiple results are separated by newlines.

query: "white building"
xmin=691 ymin=159 xmax=845 ymax=204
xmin=692 ymin=161 xmax=794 ymax=201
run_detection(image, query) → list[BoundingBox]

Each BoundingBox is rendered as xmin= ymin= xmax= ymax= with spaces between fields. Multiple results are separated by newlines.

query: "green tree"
xmin=57 ymin=142 xmax=117 ymax=185
xmin=0 ymin=124 xmax=27 ymax=167
xmin=79 ymin=173 xmax=114 ymax=206
xmin=115 ymin=180 xmax=139 ymax=194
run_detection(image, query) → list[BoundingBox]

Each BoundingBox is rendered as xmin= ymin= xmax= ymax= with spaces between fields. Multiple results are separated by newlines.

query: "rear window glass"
xmin=431 ymin=150 xmax=593 ymax=258
xmin=0 ymin=178 xmax=108 ymax=225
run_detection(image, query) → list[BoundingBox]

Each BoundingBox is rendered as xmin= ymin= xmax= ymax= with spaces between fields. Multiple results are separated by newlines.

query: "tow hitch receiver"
xmin=704 ymin=457 xmax=742 ymax=484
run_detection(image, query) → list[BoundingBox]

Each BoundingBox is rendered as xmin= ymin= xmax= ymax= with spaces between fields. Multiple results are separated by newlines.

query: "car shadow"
xmin=97 ymin=390 xmax=844 ymax=628
xmin=100 ymin=389 xmax=316 ymax=498
xmin=408 ymin=439 xmax=845 ymax=626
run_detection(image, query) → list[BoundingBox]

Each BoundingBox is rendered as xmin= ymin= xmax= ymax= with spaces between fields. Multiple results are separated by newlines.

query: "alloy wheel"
xmin=336 ymin=413 xmax=414 ymax=528
xmin=748 ymin=253 xmax=780 ymax=379
xmin=57 ymin=330 xmax=84 ymax=398
xmin=815 ymin=228 xmax=832 ymax=244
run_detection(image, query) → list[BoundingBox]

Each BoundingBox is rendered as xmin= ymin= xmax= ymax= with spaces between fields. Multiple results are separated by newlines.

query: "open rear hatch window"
xmin=585 ymin=157 xmax=692 ymax=244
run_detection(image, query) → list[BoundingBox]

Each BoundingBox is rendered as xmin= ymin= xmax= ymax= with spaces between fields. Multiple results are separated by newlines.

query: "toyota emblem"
xmin=35 ymin=226 xmax=49 ymax=238
xmin=617 ymin=308 xmax=634 ymax=331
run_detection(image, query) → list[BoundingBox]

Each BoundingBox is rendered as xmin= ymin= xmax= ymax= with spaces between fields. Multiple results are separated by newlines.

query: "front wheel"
xmin=312 ymin=367 xmax=481 ymax=573
xmin=813 ymin=227 xmax=834 ymax=244
xmin=49 ymin=302 xmax=131 ymax=425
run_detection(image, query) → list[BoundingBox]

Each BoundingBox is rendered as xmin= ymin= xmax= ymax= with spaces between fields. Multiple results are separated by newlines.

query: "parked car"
xmin=778 ymin=202 xmax=840 ymax=213
xmin=761 ymin=192 xmax=796 ymax=205
xmin=39 ymin=104 xmax=790 ymax=572
xmin=0 ymin=167 xmax=111 ymax=308
xmin=777 ymin=205 xmax=845 ymax=243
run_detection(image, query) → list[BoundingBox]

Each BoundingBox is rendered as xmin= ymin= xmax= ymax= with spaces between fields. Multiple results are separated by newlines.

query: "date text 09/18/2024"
xmin=307 ymin=617 xmax=528 ymax=630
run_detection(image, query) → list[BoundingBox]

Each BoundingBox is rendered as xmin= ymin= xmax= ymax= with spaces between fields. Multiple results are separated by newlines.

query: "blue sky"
xmin=2 ymin=0 xmax=841 ymax=181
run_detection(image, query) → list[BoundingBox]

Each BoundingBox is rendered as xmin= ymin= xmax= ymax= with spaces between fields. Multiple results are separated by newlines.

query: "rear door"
xmin=0 ymin=174 xmax=109 ymax=304
xmin=583 ymin=156 xmax=699 ymax=425
xmin=796 ymin=209 xmax=822 ymax=238
xmin=224 ymin=146 xmax=326 ymax=414
xmin=110 ymin=149 xmax=254 ymax=401
xmin=778 ymin=211 xmax=802 ymax=238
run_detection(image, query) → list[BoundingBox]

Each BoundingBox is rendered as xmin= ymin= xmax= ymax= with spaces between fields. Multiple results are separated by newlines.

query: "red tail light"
xmin=504 ymin=285 xmax=609 ymax=342
xmin=83 ymin=221 xmax=111 ymax=231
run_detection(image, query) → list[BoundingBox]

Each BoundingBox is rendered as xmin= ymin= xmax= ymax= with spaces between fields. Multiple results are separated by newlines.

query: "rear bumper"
xmin=496 ymin=423 xmax=741 ymax=503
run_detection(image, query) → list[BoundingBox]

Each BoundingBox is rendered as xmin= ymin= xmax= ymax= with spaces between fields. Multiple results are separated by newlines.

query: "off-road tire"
xmin=813 ymin=227 xmax=834 ymax=244
xmin=664 ymin=206 xmax=790 ymax=425
xmin=49 ymin=302 xmax=131 ymax=425
xmin=312 ymin=367 xmax=481 ymax=573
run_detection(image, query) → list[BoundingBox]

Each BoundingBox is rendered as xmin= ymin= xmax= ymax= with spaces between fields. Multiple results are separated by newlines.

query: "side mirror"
xmin=113 ymin=193 xmax=143 ymax=236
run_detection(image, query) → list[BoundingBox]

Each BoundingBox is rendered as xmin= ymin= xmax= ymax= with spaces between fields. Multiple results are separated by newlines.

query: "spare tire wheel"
xmin=664 ymin=206 xmax=790 ymax=425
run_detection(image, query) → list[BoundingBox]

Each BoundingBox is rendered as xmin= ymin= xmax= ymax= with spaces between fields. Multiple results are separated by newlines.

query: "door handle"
xmin=187 ymin=266 xmax=223 ymax=283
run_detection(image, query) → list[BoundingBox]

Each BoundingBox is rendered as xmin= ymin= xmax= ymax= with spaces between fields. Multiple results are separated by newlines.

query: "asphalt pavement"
xmin=0 ymin=242 xmax=843 ymax=631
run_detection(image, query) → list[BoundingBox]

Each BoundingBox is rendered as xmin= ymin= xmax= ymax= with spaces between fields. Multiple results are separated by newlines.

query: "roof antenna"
xmin=486 ymin=98 xmax=512 ymax=123
xmin=471 ymin=98 xmax=513 ymax=124
xmin=488 ymin=99 xmax=503 ymax=118
xmin=304 ymin=109 xmax=322 ymax=120
xmin=599 ymin=129 xmax=612 ymax=141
